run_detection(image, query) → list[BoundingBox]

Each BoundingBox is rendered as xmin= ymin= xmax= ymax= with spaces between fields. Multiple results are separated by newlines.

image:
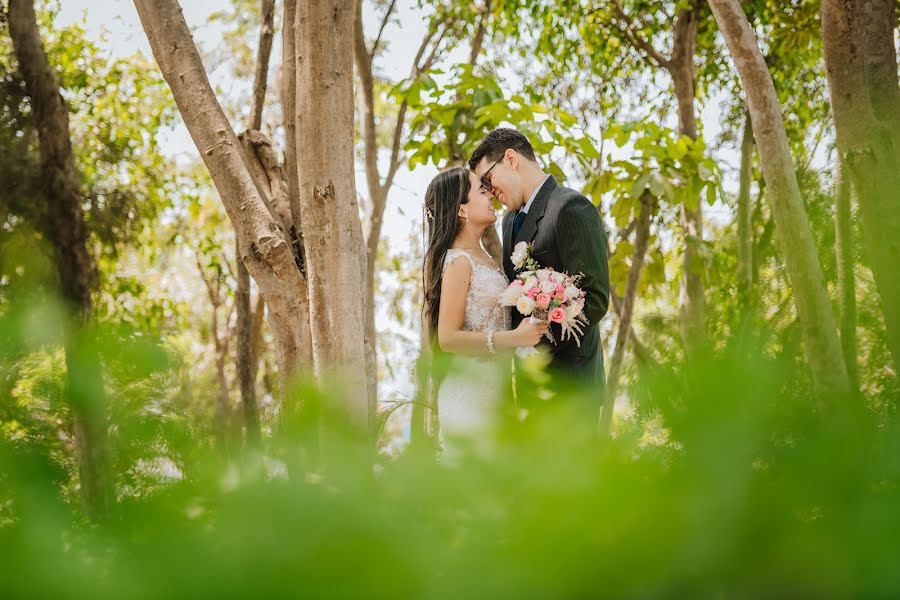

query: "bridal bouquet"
xmin=500 ymin=242 xmax=589 ymax=357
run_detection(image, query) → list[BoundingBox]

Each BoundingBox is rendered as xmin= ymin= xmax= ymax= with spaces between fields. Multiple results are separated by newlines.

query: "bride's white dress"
xmin=436 ymin=248 xmax=512 ymax=449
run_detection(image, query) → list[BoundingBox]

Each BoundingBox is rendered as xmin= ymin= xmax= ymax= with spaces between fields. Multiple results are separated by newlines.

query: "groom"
xmin=469 ymin=128 xmax=610 ymax=401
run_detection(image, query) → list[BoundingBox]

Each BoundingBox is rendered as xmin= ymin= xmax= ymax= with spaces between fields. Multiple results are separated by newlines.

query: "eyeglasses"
xmin=479 ymin=154 xmax=506 ymax=193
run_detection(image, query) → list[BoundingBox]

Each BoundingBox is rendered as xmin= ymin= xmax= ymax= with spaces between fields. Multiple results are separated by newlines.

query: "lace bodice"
xmin=442 ymin=248 xmax=511 ymax=334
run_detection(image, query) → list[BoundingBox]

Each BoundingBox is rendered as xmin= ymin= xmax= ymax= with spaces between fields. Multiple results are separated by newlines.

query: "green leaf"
xmin=672 ymin=135 xmax=691 ymax=160
xmin=557 ymin=110 xmax=578 ymax=127
xmin=630 ymin=173 xmax=651 ymax=199
xmin=611 ymin=194 xmax=633 ymax=225
xmin=420 ymin=74 xmax=438 ymax=90
xmin=683 ymin=181 xmax=701 ymax=211
xmin=649 ymin=173 xmax=666 ymax=198
xmin=706 ymin=183 xmax=717 ymax=206
xmin=547 ymin=161 xmax=567 ymax=183
xmin=576 ymin=137 xmax=600 ymax=160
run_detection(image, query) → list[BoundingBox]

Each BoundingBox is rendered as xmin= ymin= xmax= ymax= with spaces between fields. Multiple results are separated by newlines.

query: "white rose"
xmin=565 ymin=302 xmax=582 ymax=320
xmin=511 ymin=242 xmax=529 ymax=268
xmin=536 ymin=269 xmax=552 ymax=282
xmin=564 ymin=284 xmax=580 ymax=300
xmin=539 ymin=281 xmax=556 ymax=294
xmin=500 ymin=281 xmax=524 ymax=306
xmin=516 ymin=295 xmax=536 ymax=316
xmin=550 ymin=271 xmax=566 ymax=284
xmin=523 ymin=276 xmax=538 ymax=290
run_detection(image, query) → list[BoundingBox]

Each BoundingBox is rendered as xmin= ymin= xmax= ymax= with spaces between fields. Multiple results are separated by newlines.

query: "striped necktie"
xmin=512 ymin=210 xmax=527 ymax=241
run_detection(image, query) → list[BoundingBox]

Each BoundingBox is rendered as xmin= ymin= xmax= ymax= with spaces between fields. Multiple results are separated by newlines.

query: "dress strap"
xmin=442 ymin=248 xmax=477 ymax=273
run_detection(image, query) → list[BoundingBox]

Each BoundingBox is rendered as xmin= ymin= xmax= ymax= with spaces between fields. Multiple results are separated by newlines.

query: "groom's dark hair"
xmin=468 ymin=128 xmax=536 ymax=170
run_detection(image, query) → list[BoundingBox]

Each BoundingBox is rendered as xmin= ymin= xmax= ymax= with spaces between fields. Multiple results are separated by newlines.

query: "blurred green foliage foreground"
xmin=2 ymin=286 xmax=899 ymax=599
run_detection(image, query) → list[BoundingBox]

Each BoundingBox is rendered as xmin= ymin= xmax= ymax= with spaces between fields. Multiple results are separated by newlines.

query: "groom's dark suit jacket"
xmin=502 ymin=175 xmax=610 ymax=399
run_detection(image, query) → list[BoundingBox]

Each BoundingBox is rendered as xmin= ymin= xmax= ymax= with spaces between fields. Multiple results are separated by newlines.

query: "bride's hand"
xmin=511 ymin=318 xmax=549 ymax=347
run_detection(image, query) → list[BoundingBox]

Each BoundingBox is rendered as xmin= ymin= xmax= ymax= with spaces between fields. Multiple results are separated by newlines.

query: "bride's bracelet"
xmin=486 ymin=329 xmax=495 ymax=354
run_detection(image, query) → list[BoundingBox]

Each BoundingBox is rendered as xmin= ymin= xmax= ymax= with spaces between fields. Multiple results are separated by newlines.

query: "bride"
xmin=422 ymin=167 xmax=547 ymax=451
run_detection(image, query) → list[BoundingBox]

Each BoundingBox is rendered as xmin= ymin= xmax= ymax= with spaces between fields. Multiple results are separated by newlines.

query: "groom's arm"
xmin=549 ymin=193 xmax=610 ymax=354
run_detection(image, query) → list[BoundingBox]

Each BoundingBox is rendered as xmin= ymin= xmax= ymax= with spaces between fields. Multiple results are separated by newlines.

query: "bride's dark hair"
xmin=414 ymin=167 xmax=470 ymax=445
xmin=422 ymin=167 xmax=470 ymax=345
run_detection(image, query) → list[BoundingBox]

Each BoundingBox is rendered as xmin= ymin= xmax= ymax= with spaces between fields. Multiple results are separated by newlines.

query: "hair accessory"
xmin=423 ymin=203 xmax=434 ymax=221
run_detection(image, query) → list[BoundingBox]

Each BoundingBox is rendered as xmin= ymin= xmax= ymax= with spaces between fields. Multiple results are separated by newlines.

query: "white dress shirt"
xmin=519 ymin=174 xmax=551 ymax=215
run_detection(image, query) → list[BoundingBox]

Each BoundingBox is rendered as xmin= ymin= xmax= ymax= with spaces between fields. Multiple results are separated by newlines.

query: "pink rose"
xmin=555 ymin=284 xmax=565 ymax=294
xmin=527 ymin=287 xmax=540 ymax=299
xmin=554 ymin=292 xmax=565 ymax=301
xmin=549 ymin=307 xmax=566 ymax=323
xmin=535 ymin=293 xmax=551 ymax=310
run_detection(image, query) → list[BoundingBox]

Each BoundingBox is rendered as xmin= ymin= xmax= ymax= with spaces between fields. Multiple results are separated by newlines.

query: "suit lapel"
xmin=515 ymin=175 xmax=557 ymax=245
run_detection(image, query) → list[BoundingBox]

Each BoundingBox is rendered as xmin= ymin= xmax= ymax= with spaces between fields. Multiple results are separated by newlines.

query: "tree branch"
xmin=419 ymin=25 xmax=449 ymax=74
xmin=248 ymin=0 xmax=276 ymax=130
xmin=411 ymin=17 xmax=441 ymax=72
xmin=354 ymin=0 xmax=383 ymax=200
xmin=370 ymin=0 xmax=398 ymax=61
xmin=383 ymin=17 xmax=449 ymax=193
xmin=610 ymin=0 xmax=670 ymax=69
xmin=468 ymin=0 xmax=491 ymax=66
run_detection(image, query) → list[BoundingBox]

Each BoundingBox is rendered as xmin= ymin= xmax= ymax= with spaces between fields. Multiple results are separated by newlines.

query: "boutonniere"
xmin=511 ymin=241 xmax=541 ymax=272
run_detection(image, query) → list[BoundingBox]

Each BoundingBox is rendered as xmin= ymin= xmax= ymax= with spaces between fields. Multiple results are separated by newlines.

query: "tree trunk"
xmin=251 ymin=292 xmax=266 ymax=385
xmin=354 ymin=4 xmax=462 ymax=429
xmin=668 ymin=2 xmax=707 ymax=357
xmin=821 ymin=0 xmax=900 ymax=379
xmin=196 ymin=258 xmax=238 ymax=453
xmin=599 ymin=191 xmax=653 ymax=435
xmin=275 ymin=0 xmax=315 ymax=431
xmin=235 ymin=0 xmax=275 ymax=447
xmin=281 ymin=0 xmax=302 ymax=237
xmin=610 ymin=290 xmax=661 ymax=373
xmin=294 ymin=0 xmax=369 ymax=430
xmin=9 ymin=0 xmax=115 ymax=521
xmin=353 ymin=1 xmax=384 ymax=430
xmin=736 ymin=111 xmax=755 ymax=338
xmin=211 ymin=291 xmax=233 ymax=450
xmin=834 ymin=160 xmax=859 ymax=393
xmin=135 ymin=0 xmax=313 ymax=405
xmin=235 ymin=244 xmax=261 ymax=445
xmin=708 ymin=0 xmax=851 ymax=402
